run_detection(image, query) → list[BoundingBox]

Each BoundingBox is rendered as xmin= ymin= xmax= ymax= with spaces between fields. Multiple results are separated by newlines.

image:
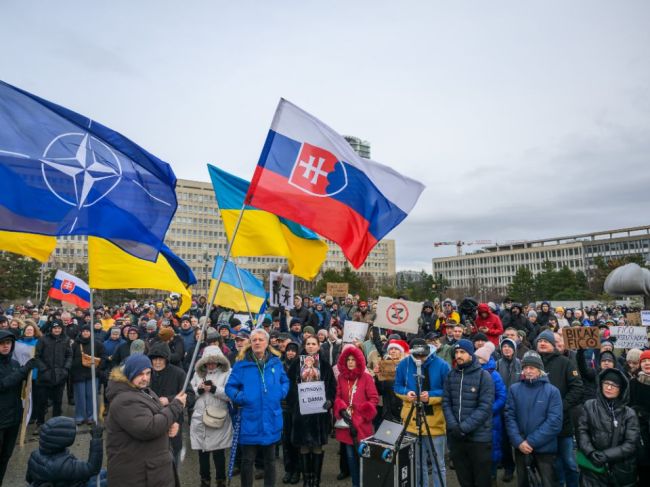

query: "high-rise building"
xmin=343 ymin=135 xmax=371 ymax=159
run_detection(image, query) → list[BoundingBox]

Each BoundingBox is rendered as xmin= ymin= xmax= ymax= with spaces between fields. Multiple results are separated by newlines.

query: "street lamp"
xmin=202 ymin=244 xmax=210 ymax=296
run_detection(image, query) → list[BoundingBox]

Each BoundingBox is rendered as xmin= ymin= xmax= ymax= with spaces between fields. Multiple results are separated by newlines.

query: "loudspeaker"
xmin=359 ymin=436 xmax=415 ymax=487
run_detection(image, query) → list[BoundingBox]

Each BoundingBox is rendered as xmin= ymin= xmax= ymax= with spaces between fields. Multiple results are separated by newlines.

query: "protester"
xmin=394 ymin=337 xmax=449 ymax=487
xmin=374 ymin=339 xmax=407 ymax=423
xmin=225 ymin=328 xmax=289 ymax=487
xmin=475 ymin=303 xmax=504 ymax=347
xmin=442 ymin=339 xmax=494 ymax=487
xmin=190 ymin=345 xmax=232 ymax=487
xmin=281 ymin=341 xmax=301 ymax=484
xmin=577 ymin=368 xmax=639 ymax=487
xmin=105 ymin=353 xmax=187 ymax=487
xmin=629 ymin=349 xmax=650 ymax=484
xmin=505 ymin=351 xmax=563 ymax=487
xmin=70 ymin=325 xmax=105 ymax=425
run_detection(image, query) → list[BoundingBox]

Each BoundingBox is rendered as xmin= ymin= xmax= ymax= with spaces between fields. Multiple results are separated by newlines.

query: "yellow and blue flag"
xmin=88 ymin=237 xmax=196 ymax=315
xmin=0 ymin=80 xmax=177 ymax=261
xmin=0 ymin=230 xmax=56 ymax=262
xmin=208 ymin=256 xmax=266 ymax=314
xmin=208 ymin=164 xmax=327 ymax=280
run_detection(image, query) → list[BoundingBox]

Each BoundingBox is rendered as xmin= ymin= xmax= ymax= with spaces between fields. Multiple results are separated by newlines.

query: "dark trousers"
xmin=448 ymin=437 xmax=492 ymax=487
xmin=339 ymin=441 xmax=349 ymax=475
xmin=501 ymin=421 xmax=515 ymax=473
xmin=515 ymin=451 xmax=558 ymax=487
xmin=199 ymin=449 xmax=226 ymax=481
xmin=35 ymin=383 xmax=65 ymax=424
xmin=241 ymin=444 xmax=275 ymax=487
xmin=0 ymin=423 xmax=20 ymax=485
xmin=282 ymin=411 xmax=300 ymax=474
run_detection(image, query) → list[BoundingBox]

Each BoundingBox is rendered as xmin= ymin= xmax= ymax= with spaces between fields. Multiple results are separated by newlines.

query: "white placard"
xmin=374 ymin=296 xmax=423 ymax=334
xmin=342 ymin=320 xmax=369 ymax=343
xmin=269 ymin=272 xmax=294 ymax=309
xmin=641 ymin=310 xmax=650 ymax=327
xmin=298 ymin=381 xmax=326 ymax=415
xmin=610 ymin=326 xmax=648 ymax=349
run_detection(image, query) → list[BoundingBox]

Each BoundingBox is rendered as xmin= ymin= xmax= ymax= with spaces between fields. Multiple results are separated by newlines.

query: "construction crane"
xmin=434 ymin=240 xmax=522 ymax=256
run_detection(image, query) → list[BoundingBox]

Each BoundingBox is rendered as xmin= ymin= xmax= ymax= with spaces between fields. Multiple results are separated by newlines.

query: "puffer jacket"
xmin=475 ymin=303 xmax=504 ymax=347
xmin=225 ymin=346 xmax=289 ymax=446
xmin=0 ymin=330 xmax=30 ymax=429
xmin=394 ymin=352 xmax=450 ymax=436
xmin=577 ymin=369 xmax=640 ymax=487
xmin=334 ymin=345 xmax=379 ymax=445
xmin=190 ymin=346 xmax=232 ymax=451
xmin=26 ymin=416 xmax=102 ymax=487
xmin=504 ymin=374 xmax=563 ymax=454
xmin=35 ymin=332 xmax=72 ymax=386
xmin=418 ymin=301 xmax=437 ymax=334
xmin=482 ymin=357 xmax=507 ymax=462
xmin=442 ymin=357 xmax=494 ymax=442
xmin=497 ymin=355 xmax=522 ymax=389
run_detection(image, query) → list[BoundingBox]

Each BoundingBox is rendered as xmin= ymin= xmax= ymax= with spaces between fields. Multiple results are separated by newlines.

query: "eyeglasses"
xmin=602 ymin=381 xmax=620 ymax=390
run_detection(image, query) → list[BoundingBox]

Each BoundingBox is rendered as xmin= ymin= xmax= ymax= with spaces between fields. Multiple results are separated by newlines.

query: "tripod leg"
xmin=420 ymin=406 xmax=445 ymax=487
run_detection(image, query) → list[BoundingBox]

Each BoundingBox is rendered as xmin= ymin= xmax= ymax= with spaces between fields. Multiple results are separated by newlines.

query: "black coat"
xmin=286 ymin=353 xmax=336 ymax=447
xmin=35 ymin=332 xmax=72 ymax=386
xmin=629 ymin=373 xmax=650 ymax=468
xmin=540 ymin=351 xmax=583 ymax=437
xmin=111 ymin=338 xmax=135 ymax=367
xmin=0 ymin=331 xmax=29 ymax=429
xmin=70 ymin=336 xmax=105 ymax=383
xmin=26 ymin=416 xmax=102 ymax=487
xmin=577 ymin=369 xmax=639 ymax=487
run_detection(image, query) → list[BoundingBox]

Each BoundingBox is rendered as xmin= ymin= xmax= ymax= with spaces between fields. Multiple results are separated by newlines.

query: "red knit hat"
xmin=640 ymin=350 xmax=650 ymax=364
xmin=386 ymin=339 xmax=410 ymax=355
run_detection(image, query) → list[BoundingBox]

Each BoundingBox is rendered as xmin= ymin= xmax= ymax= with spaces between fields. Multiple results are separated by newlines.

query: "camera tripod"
xmin=393 ymin=364 xmax=445 ymax=487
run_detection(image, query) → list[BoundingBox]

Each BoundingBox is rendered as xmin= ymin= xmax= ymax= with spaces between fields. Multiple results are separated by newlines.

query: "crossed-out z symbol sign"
xmin=386 ymin=301 xmax=409 ymax=326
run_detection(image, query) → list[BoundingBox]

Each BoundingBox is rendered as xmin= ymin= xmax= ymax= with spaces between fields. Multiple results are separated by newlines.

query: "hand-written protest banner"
xmin=562 ymin=327 xmax=600 ymax=350
xmin=641 ymin=310 xmax=650 ymax=327
xmin=374 ymin=296 xmax=423 ymax=334
xmin=298 ymin=381 xmax=326 ymax=415
xmin=610 ymin=326 xmax=648 ymax=349
xmin=342 ymin=321 xmax=368 ymax=343
xmin=327 ymin=282 xmax=349 ymax=298
xmin=626 ymin=312 xmax=641 ymax=326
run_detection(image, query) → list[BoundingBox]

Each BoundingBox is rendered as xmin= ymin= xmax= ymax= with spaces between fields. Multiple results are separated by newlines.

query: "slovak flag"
xmin=246 ymin=99 xmax=425 ymax=268
xmin=48 ymin=270 xmax=91 ymax=309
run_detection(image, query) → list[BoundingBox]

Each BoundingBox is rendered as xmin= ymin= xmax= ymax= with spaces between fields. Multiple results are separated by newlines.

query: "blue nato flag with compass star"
xmin=0 ymin=80 xmax=177 ymax=261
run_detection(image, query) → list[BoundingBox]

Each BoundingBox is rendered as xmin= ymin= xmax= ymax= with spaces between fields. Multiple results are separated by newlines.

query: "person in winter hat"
xmin=475 ymin=303 xmax=504 ymax=347
xmin=496 ymin=337 xmax=521 ymax=482
xmin=630 ymin=350 xmax=650 ymax=483
xmin=26 ymin=416 xmax=106 ymax=487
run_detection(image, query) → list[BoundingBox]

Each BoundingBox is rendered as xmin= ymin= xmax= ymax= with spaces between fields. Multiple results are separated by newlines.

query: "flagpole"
xmin=182 ymin=203 xmax=247 ymax=392
xmin=38 ymin=264 xmax=45 ymax=303
xmin=89 ymin=287 xmax=98 ymax=425
xmin=233 ymin=257 xmax=254 ymax=323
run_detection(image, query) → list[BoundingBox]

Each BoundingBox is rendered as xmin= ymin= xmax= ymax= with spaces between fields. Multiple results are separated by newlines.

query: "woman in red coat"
xmin=475 ymin=302 xmax=504 ymax=347
xmin=334 ymin=345 xmax=379 ymax=487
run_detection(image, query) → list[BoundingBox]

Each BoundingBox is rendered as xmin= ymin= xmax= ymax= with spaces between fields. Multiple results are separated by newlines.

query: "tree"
xmin=508 ymin=266 xmax=536 ymax=304
xmin=0 ymin=251 xmax=41 ymax=301
xmin=313 ymin=265 xmax=369 ymax=299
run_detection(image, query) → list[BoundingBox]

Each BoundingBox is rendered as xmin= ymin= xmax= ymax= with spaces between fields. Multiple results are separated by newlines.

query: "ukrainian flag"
xmin=0 ymin=230 xmax=56 ymax=262
xmin=208 ymin=256 xmax=266 ymax=313
xmin=88 ymin=237 xmax=196 ymax=315
xmin=208 ymin=164 xmax=327 ymax=280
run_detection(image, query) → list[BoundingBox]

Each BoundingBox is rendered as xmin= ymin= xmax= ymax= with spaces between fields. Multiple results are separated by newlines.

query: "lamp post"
xmin=202 ymin=244 xmax=210 ymax=295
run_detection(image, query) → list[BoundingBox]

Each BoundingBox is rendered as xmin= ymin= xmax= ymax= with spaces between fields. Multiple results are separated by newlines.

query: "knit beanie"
xmin=303 ymin=326 xmax=315 ymax=335
xmin=600 ymin=369 xmax=623 ymax=388
xmin=475 ymin=342 xmax=496 ymax=363
xmin=130 ymin=339 xmax=145 ymax=355
xmin=627 ymin=348 xmax=642 ymax=362
xmin=500 ymin=338 xmax=517 ymax=353
xmin=521 ymin=351 xmax=545 ymax=371
xmin=472 ymin=332 xmax=488 ymax=343
xmin=454 ymin=339 xmax=475 ymax=355
xmin=599 ymin=351 xmax=616 ymax=366
xmin=600 ymin=341 xmax=614 ymax=351
xmin=158 ymin=327 xmax=175 ymax=342
xmin=571 ymin=320 xmax=582 ymax=327
xmin=146 ymin=319 xmax=158 ymax=332
xmin=535 ymin=330 xmax=556 ymax=350
xmin=528 ymin=310 xmax=538 ymax=318
xmin=123 ymin=354 xmax=152 ymax=382
xmin=640 ymin=350 xmax=650 ymax=363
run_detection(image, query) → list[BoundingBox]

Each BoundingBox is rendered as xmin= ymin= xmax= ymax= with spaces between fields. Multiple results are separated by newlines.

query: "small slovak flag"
xmin=48 ymin=270 xmax=91 ymax=309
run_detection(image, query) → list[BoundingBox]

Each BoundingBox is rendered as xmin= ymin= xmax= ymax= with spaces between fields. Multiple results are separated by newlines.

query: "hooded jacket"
xmin=475 ymin=303 xmax=504 ymax=347
xmin=105 ymin=367 xmax=183 ymax=487
xmin=577 ymin=369 xmax=640 ymax=487
xmin=0 ymin=330 xmax=30 ymax=429
xmin=394 ymin=351 xmax=450 ymax=436
xmin=418 ymin=301 xmax=437 ymax=334
xmin=504 ymin=373 xmax=563 ymax=454
xmin=26 ymin=416 xmax=102 ymax=487
xmin=334 ymin=345 xmax=379 ymax=445
xmin=540 ymin=351 xmax=583 ymax=437
xmin=497 ymin=343 xmax=522 ymax=389
xmin=482 ymin=357 xmax=507 ymax=462
xmin=225 ymin=345 xmax=289 ymax=446
xmin=34 ymin=330 xmax=72 ymax=386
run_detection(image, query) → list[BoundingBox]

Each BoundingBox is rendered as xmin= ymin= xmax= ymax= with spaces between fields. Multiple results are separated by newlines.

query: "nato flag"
xmin=0 ymin=80 xmax=177 ymax=261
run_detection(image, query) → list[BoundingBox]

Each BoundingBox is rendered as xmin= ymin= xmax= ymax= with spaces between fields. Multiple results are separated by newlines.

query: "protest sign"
xmin=610 ymin=326 xmax=648 ymax=349
xmin=342 ymin=320 xmax=368 ymax=343
xmin=562 ymin=327 xmax=600 ymax=350
xmin=327 ymin=282 xmax=349 ymax=298
xmin=374 ymin=296 xmax=422 ymax=334
xmin=626 ymin=312 xmax=641 ymax=326
xmin=298 ymin=381 xmax=326 ymax=415
xmin=641 ymin=310 xmax=650 ymax=327
xmin=269 ymin=272 xmax=294 ymax=309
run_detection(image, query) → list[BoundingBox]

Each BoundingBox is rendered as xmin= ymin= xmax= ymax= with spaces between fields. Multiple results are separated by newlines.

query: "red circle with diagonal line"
xmin=386 ymin=302 xmax=409 ymax=326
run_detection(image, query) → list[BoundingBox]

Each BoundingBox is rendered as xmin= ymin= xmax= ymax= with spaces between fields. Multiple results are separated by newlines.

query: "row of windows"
xmin=171 ymin=217 xmax=221 ymax=226
xmin=584 ymin=239 xmax=650 ymax=255
xmin=167 ymin=228 xmax=226 ymax=237
xmin=177 ymin=191 xmax=214 ymax=203
xmin=434 ymin=248 xmax=582 ymax=270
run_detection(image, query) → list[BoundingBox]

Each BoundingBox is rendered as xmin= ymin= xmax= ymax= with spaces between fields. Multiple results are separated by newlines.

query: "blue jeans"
xmin=85 ymin=468 xmax=107 ymax=487
xmin=554 ymin=436 xmax=579 ymax=487
xmin=345 ymin=444 xmax=360 ymax=487
xmin=414 ymin=434 xmax=446 ymax=487
xmin=73 ymin=379 xmax=98 ymax=422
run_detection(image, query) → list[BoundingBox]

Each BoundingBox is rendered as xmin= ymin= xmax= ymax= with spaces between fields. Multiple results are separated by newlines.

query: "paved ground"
xmin=6 ymin=400 xmax=478 ymax=486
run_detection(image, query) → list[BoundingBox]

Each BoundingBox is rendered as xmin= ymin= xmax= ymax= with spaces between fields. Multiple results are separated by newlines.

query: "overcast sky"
xmin=2 ymin=1 xmax=649 ymax=271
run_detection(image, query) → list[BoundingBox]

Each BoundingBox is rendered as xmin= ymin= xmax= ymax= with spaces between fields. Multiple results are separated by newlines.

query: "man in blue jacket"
xmin=442 ymin=339 xmax=494 ymax=487
xmin=226 ymin=328 xmax=289 ymax=487
xmin=504 ymin=351 xmax=563 ymax=487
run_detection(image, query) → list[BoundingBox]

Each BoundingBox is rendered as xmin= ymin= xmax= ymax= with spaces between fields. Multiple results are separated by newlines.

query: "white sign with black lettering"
xmin=298 ymin=381 xmax=326 ymax=415
xmin=610 ymin=326 xmax=648 ymax=349
xmin=342 ymin=320 xmax=368 ymax=343
xmin=641 ymin=310 xmax=650 ymax=327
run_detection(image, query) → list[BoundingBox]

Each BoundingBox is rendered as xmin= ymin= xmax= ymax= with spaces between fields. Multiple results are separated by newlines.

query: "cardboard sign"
xmin=298 ymin=381 xmax=326 ymax=415
xmin=642 ymin=310 xmax=650 ymax=327
xmin=626 ymin=312 xmax=641 ymax=326
xmin=374 ymin=296 xmax=423 ymax=334
xmin=610 ymin=326 xmax=648 ymax=349
xmin=342 ymin=320 xmax=368 ymax=343
xmin=562 ymin=327 xmax=601 ymax=350
xmin=269 ymin=272 xmax=294 ymax=309
xmin=327 ymin=282 xmax=349 ymax=298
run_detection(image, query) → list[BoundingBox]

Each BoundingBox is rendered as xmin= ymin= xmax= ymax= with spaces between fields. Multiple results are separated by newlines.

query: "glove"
xmin=90 ymin=424 xmax=104 ymax=439
xmin=322 ymin=400 xmax=332 ymax=411
xmin=340 ymin=409 xmax=352 ymax=423
xmin=449 ymin=425 xmax=465 ymax=439
xmin=23 ymin=358 xmax=37 ymax=370
xmin=590 ymin=451 xmax=607 ymax=466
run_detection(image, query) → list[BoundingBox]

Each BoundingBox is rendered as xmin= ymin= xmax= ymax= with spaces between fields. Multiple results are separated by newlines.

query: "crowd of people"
xmin=0 ymin=294 xmax=648 ymax=487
